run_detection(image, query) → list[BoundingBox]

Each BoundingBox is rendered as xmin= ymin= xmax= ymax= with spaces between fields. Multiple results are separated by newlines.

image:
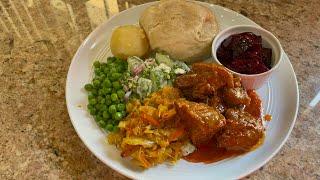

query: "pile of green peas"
xmin=84 ymin=57 xmax=128 ymax=132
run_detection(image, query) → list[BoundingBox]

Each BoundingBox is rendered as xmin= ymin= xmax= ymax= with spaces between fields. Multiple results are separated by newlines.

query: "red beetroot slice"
xmin=221 ymin=36 xmax=233 ymax=47
xmin=231 ymin=38 xmax=251 ymax=58
xmin=247 ymin=43 xmax=263 ymax=57
xmin=248 ymin=59 xmax=269 ymax=74
xmin=230 ymin=57 xmax=269 ymax=74
xmin=217 ymin=32 xmax=272 ymax=74
xmin=229 ymin=58 xmax=249 ymax=74
xmin=217 ymin=47 xmax=233 ymax=64
xmin=230 ymin=32 xmax=262 ymax=58
xmin=262 ymin=48 xmax=272 ymax=68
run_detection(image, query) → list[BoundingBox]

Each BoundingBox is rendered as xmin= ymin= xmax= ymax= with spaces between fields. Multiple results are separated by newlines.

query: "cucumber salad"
xmin=123 ymin=53 xmax=190 ymax=100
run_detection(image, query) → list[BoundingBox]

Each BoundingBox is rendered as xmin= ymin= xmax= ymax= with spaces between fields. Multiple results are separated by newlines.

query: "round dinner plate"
xmin=66 ymin=2 xmax=299 ymax=179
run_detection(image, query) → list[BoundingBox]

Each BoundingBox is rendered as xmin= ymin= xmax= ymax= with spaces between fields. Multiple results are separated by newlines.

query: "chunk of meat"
xmin=174 ymin=74 xmax=197 ymax=88
xmin=223 ymin=87 xmax=251 ymax=106
xmin=217 ymin=108 xmax=264 ymax=151
xmin=208 ymin=94 xmax=226 ymax=114
xmin=174 ymin=74 xmax=209 ymax=100
xmin=174 ymin=63 xmax=234 ymax=101
xmin=191 ymin=82 xmax=215 ymax=100
xmin=175 ymin=99 xmax=226 ymax=145
xmin=191 ymin=63 xmax=234 ymax=88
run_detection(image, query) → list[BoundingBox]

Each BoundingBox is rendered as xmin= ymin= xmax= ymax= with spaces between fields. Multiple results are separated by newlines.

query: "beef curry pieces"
xmin=174 ymin=63 xmax=265 ymax=162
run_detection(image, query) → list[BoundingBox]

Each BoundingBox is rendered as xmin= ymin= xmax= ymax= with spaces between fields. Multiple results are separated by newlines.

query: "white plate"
xmin=66 ymin=2 xmax=299 ymax=179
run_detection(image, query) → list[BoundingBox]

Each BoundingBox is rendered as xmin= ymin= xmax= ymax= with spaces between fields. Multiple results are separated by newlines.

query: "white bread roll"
xmin=139 ymin=0 xmax=219 ymax=63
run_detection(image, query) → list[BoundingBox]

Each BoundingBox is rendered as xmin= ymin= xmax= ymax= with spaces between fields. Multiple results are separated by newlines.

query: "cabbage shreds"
xmin=108 ymin=86 xmax=194 ymax=168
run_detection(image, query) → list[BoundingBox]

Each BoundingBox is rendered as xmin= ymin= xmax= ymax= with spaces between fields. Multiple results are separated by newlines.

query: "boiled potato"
xmin=110 ymin=25 xmax=149 ymax=59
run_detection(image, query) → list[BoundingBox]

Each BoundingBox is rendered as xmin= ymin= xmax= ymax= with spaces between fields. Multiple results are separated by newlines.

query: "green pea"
xmin=107 ymin=88 xmax=113 ymax=94
xmin=103 ymin=69 xmax=109 ymax=75
xmin=100 ymin=63 xmax=107 ymax=69
xmin=114 ymin=112 xmax=122 ymax=121
xmin=109 ymin=68 xmax=117 ymax=75
xmin=109 ymin=75 xmax=116 ymax=81
xmin=103 ymin=67 xmax=109 ymax=74
xmin=98 ymin=74 xmax=106 ymax=79
xmin=105 ymin=88 xmax=112 ymax=94
xmin=108 ymin=105 xmax=117 ymax=114
xmin=115 ymin=58 xmax=123 ymax=64
xmin=107 ymin=57 xmax=115 ymax=63
xmin=114 ymin=60 xmax=124 ymax=68
xmin=100 ymin=104 xmax=108 ymax=111
xmin=89 ymin=98 xmax=97 ymax=105
xmin=93 ymin=61 xmax=100 ymax=68
xmin=98 ymin=88 xmax=105 ymax=95
xmin=112 ymin=81 xmax=122 ymax=90
xmin=105 ymin=95 xmax=112 ymax=105
xmin=89 ymin=108 xmax=97 ymax=115
xmin=97 ymin=96 xmax=103 ymax=101
xmin=120 ymin=60 xmax=127 ymax=67
xmin=111 ymin=89 xmax=117 ymax=94
xmin=106 ymin=63 xmax=113 ymax=69
xmin=117 ymin=103 xmax=126 ymax=111
xmin=95 ymin=115 xmax=103 ymax=122
xmin=91 ymin=89 xmax=98 ymax=96
xmin=103 ymin=79 xmax=112 ymax=88
xmin=94 ymin=68 xmax=101 ymax=75
xmin=105 ymin=94 xmax=111 ymax=99
xmin=88 ymin=94 xmax=95 ymax=100
xmin=116 ymin=66 xmax=125 ymax=73
xmin=120 ymin=110 xmax=126 ymax=117
xmin=84 ymin=84 xmax=93 ymax=91
xmin=95 ymin=103 xmax=101 ymax=110
xmin=98 ymin=120 xmax=106 ymax=128
xmin=98 ymin=110 xmax=104 ymax=117
xmin=106 ymin=124 xmax=113 ymax=131
xmin=111 ymin=93 xmax=118 ymax=102
xmin=123 ymin=71 xmax=129 ymax=77
xmin=103 ymin=111 xmax=110 ymax=119
xmin=99 ymin=98 xmax=105 ymax=104
xmin=98 ymin=89 xmax=105 ymax=95
xmin=111 ymin=73 xmax=122 ymax=80
xmin=87 ymin=104 xmax=94 ymax=110
xmin=117 ymin=90 xmax=125 ymax=99
xmin=93 ymin=79 xmax=101 ymax=87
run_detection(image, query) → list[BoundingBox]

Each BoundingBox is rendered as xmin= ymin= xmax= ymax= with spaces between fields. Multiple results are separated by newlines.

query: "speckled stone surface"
xmin=0 ymin=0 xmax=319 ymax=179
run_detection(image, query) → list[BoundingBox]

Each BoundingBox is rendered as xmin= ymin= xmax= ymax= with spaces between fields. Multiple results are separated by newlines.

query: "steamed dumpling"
xmin=139 ymin=0 xmax=219 ymax=63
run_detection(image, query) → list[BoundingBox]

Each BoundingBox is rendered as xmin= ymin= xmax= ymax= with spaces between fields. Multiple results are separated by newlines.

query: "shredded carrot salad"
xmin=108 ymin=86 xmax=191 ymax=168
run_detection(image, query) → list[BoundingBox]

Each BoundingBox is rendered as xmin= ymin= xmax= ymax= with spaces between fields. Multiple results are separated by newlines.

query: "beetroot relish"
xmin=217 ymin=32 xmax=272 ymax=74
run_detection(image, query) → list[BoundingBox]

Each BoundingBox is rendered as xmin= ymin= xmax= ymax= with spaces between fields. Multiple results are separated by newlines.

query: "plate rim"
xmin=65 ymin=1 xmax=300 ymax=179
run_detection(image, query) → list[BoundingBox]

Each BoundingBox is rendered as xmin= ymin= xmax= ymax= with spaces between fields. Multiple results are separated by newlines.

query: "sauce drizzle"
xmin=184 ymin=139 xmax=243 ymax=163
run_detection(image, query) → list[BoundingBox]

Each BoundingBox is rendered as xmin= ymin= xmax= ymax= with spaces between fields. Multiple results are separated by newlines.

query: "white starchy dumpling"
xmin=139 ymin=0 xmax=219 ymax=63
xmin=110 ymin=25 xmax=149 ymax=59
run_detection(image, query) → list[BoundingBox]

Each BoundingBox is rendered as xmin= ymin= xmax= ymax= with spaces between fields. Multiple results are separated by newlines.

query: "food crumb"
xmin=264 ymin=114 xmax=272 ymax=121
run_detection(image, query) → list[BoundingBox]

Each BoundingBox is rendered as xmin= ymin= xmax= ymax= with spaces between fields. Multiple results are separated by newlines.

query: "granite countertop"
xmin=0 ymin=0 xmax=319 ymax=179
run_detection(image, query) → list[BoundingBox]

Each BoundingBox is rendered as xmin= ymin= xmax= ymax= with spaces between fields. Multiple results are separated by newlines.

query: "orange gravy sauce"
xmin=184 ymin=91 xmax=266 ymax=164
xmin=184 ymin=139 xmax=243 ymax=163
xmin=245 ymin=90 xmax=262 ymax=119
